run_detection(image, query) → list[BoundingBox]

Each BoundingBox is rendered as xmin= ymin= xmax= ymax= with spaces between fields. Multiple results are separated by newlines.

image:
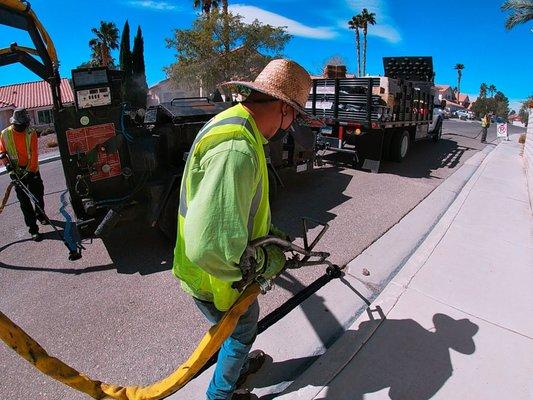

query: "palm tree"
xmin=193 ymin=0 xmax=219 ymax=14
xmin=488 ymin=84 xmax=497 ymax=97
xmin=193 ymin=0 xmax=228 ymax=50
xmin=479 ymin=83 xmax=488 ymax=98
xmin=454 ymin=64 xmax=465 ymax=104
xmin=501 ymin=0 xmax=533 ymax=30
xmin=360 ymin=8 xmax=376 ymax=76
xmin=89 ymin=21 xmax=119 ymax=67
xmin=348 ymin=15 xmax=363 ymax=77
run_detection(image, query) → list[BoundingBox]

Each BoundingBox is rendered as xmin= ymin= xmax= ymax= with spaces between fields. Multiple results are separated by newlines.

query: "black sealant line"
xmin=257 ymin=273 xmax=335 ymax=334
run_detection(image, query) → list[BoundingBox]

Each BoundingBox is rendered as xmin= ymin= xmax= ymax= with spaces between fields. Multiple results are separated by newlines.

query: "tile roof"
xmin=0 ymin=78 xmax=74 ymax=110
xmin=435 ymin=84 xmax=451 ymax=92
xmin=458 ymin=94 xmax=470 ymax=102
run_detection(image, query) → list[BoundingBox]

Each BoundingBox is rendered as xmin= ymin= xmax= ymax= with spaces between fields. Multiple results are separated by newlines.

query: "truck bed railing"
xmin=306 ymin=77 xmax=433 ymax=128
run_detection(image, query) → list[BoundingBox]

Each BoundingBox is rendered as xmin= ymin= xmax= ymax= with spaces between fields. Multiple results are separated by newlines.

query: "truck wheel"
xmin=432 ymin=119 xmax=442 ymax=143
xmin=391 ymin=130 xmax=410 ymax=162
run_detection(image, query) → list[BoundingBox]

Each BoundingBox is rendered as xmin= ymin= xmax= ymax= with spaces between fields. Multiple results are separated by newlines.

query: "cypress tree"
xmin=119 ymin=20 xmax=133 ymax=103
xmin=119 ymin=20 xmax=132 ymax=77
xmin=132 ymin=25 xmax=148 ymax=107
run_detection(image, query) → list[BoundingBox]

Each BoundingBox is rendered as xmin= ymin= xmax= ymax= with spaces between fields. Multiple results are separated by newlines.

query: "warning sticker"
xmin=66 ymin=123 xmax=122 ymax=182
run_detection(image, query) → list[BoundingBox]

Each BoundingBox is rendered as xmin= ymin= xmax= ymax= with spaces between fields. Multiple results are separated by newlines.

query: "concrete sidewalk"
xmin=279 ymin=136 xmax=533 ymax=399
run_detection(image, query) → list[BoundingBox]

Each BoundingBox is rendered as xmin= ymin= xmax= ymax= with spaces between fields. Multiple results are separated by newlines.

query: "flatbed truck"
xmin=306 ymin=57 xmax=443 ymax=172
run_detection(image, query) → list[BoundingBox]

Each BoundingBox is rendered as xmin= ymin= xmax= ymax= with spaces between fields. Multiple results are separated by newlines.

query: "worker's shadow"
xmin=0 ymin=218 xmax=172 ymax=275
xmin=0 ymin=220 xmax=116 ymax=274
xmin=247 ymin=271 xmax=479 ymax=399
xmin=252 ymin=311 xmax=479 ymax=400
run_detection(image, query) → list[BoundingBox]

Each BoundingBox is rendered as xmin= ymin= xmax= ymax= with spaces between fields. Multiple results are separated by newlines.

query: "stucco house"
xmin=457 ymin=94 xmax=470 ymax=108
xmin=147 ymin=78 xmax=190 ymax=107
xmin=435 ymin=84 xmax=455 ymax=102
xmin=0 ymin=78 xmax=74 ymax=131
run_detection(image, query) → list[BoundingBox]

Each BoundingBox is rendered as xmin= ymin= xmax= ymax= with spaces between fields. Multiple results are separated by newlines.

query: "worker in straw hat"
xmin=0 ymin=108 xmax=48 ymax=241
xmin=172 ymin=59 xmax=313 ymax=400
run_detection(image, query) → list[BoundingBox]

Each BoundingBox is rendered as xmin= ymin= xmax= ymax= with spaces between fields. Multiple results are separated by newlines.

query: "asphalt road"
xmin=0 ymin=120 xmax=525 ymax=399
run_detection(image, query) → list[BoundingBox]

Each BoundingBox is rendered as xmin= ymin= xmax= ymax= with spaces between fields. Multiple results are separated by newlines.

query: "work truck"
xmin=306 ymin=57 xmax=443 ymax=172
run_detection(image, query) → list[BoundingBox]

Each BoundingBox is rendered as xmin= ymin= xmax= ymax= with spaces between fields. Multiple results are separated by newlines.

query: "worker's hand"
xmin=261 ymin=244 xmax=286 ymax=279
xmin=269 ymin=225 xmax=292 ymax=243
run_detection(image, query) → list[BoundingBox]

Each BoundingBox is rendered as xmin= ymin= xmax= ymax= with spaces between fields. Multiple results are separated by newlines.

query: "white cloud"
xmin=367 ymin=25 xmax=401 ymax=43
xmin=229 ymin=5 xmax=337 ymax=40
xmin=344 ymin=0 xmax=401 ymax=43
xmin=128 ymin=1 xmax=177 ymax=10
xmin=509 ymin=99 xmax=525 ymax=112
xmin=465 ymin=93 xmax=478 ymax=102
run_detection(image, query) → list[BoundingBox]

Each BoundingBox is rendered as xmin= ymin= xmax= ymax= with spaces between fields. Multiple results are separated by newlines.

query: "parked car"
xmin=456 ymin=110 xmax=469 ymax=120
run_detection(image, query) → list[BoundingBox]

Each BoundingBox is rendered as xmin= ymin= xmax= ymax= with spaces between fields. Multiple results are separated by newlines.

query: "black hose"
xmin=443 ymin=128 xmax=484 ymax=140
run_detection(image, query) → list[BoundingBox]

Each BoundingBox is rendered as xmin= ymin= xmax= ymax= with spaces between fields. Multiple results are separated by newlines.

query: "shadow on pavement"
xmin=101 ymin=220 xmax=174 ymax=275
xmin=254 ymin=312 xmax=479 ymax=400
xmin=380 ymin=138 xmax=476 ymax=179
xmin=0 ymin=228 xmax=116 ymax=274
xmin=271 ymin=167 xmax=353 ymax=238
xmin=316 ymin=138 xmax=477 ymax=180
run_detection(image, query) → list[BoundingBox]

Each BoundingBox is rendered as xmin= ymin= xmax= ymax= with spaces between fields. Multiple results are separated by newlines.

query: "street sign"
xmin=496 ymin=123 xmax=508 ymax=140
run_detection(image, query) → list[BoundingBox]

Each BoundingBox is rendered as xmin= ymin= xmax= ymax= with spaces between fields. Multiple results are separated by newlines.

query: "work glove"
xmin=260 ymin=244 xmax=286 ymax=279
xmin=269 ymin=224 xmax=292 ymax=242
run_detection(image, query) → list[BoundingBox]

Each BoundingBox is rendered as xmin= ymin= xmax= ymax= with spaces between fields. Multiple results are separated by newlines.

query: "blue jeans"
xmin=194 ymin=297 xmax=260 ymax=400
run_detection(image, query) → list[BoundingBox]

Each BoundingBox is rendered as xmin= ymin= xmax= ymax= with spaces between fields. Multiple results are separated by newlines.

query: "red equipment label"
xmin=66 ymin=123 xmax=122 ymax=182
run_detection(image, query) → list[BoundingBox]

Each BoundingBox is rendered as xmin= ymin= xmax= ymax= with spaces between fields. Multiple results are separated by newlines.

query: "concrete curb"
xmin=524 ymin=109 xmax=533 ymax=211
xmin=278 ymin=134 xmax=516 ymax=399
xmin=169 ymin=143 xmax=498 ymax=399
xmin=0 ymin=152 xmax=60 ymax=176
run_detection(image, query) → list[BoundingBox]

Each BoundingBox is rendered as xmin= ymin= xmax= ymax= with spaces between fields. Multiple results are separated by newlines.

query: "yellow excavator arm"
xmin=0 ymin=0 xmax=58 ymax=66
xmin=0 ymin=0 xmax=62 ymax=108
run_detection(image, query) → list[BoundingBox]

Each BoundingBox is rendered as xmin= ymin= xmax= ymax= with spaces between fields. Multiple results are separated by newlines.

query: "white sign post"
xmin=496 ymin=123 xmax=509 ymax=141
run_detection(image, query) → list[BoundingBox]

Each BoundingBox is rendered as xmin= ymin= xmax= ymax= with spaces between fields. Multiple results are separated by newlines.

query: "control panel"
xmin=76 ymin=87 xmax=112 ymax=109
xmin=72 ymin=68 xmax=114 ymax=110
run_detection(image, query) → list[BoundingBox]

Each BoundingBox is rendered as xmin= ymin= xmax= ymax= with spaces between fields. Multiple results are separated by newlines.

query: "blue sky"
xmin=0 ymin=0 xmax=531 ymax=111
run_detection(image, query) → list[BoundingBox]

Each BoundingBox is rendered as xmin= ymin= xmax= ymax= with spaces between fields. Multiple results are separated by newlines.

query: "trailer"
xmin=306 ymin=57 xmax=442 ymax=172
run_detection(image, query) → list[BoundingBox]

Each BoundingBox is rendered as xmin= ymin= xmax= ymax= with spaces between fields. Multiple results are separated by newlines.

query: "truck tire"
xmin=432 ymin=119 xmax=442 ymax=143
xmin=391 ymin=130 xmax=410 ymax=162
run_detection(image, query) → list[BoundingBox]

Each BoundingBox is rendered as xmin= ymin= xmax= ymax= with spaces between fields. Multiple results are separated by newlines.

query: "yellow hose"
xmin=0 ymin=182 xmax=14 ymax=214
xmin=0 ymin=284 xmax=261 ymax=399
xmin=0 ymin=0 xmax=59 ymax=66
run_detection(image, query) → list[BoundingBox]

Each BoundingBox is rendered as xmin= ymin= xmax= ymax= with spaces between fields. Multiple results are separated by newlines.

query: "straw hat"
xmin=220 ymin=59 xmax=312 ymax=117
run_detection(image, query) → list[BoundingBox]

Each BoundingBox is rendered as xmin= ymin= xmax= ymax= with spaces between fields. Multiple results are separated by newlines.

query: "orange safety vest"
xmin=0 ymin=125 xmax=38 ymax=171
